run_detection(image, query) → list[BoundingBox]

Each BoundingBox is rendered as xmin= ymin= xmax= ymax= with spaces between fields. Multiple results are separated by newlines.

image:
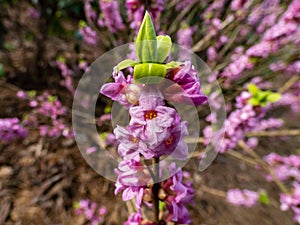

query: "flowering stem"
xmin=152 ymin=157 xmax=160 ymax=224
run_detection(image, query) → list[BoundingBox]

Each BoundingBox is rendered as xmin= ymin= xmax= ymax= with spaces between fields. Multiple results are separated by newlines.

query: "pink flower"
xmin=129 ymin=88 xmax=179 ymax=149
xmin=165 ymin=61 xmax=207 ymax=106
xmin=149 ymin=121 xmax=189 ymax=160
xmin=86 ymin=146 xmax=97 ymax=154
xmin=99 ymin=0 xmax=125 ymax=33
xmin=162 ymin=164 xmax=194 ymax=224
xmin=114 ymin=125 xmax=153 ymax=159
xmin=125 ymin=212 xmax=143 ymax=225
xmin=100 ymin=69 xmax=141 ymax=108
xmin=280 ymin=182 xmax=300 ymax=223
xmin=246 ymin=41 xmax=278 ymax=58
xmin=114 ymin=157 xmax=149 ymax=210
xmin=79 ymin=26 xmax=98 ymax=46
xmin=207 ymin=46 xmax=217 ymax=61
xmin=227 ymin=189 xmax=259 ymax=207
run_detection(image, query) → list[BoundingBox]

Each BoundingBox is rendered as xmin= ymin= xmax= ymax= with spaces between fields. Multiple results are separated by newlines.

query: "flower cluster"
xmin=264 ymin=153 xmax=300 ymax=223
xmin=74 ymin=199 xmax=107 ymax=225
xmin=280 ymin=182 xmax=300 ymax=224
xmin=56 ymin=59 xmax=75 ymax=94
xmin=79 ymin=25 xmax=98 ymax=46
xmin=108 ymin=85 xmax=193 ymax=223
xmin=17 ymin=90 xmax=72 ymax=138
xmin=126 ymin=0 xmax=165 ymax=31
xmin=101 ymin=56 xmax=206 ymax=223
xmin=264 ymin=153 xmax=300 ymax=182
xmin=204 ymin=85 xmax=282 ymax=153
xmin=226 ymin=189 xmax=259 ymax=207
xmin=0 ymin=118 xmax=27 ymax=142
xmin=220 ymin=0 xmax=300 ymax=83
xmin=98 ymin=0 xmax=125 ymax=33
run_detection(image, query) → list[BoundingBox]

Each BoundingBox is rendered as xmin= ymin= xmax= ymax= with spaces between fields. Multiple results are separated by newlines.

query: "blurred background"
xmin=0 ymin=0 xmax=299 ymax=224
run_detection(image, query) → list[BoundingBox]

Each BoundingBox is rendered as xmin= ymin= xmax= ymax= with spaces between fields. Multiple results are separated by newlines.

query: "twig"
xmin=183 ymin=137 xmax=204 ymax=144
xmin=278 ymin=75 xmax=299 ymax=94
xmin=200 ymin=185 xmax=227 ymax=198
xmin=227 ymin=150 xmax=258 ymax=167
xmin=246 ymin=129 xmax=300 ymax=137
xmin=125 ymin=201 xmax=135 ymax=215
xmin=238 ymin=140 xmax=289 ymax=193
xmin=152 ymin=157 xmax=160 ymax=224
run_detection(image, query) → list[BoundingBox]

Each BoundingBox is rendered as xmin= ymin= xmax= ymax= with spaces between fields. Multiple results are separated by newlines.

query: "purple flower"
xmin=227 ymin=189 xmax=259 ymax=207
xmin=79 ymin=26 xmax=98 ymax=46
xmin=126 ymin=0 xmax=165 ymax=31
xmin=222 ymin=54 xmax=253 ymax=81
xmin=128 ymin=88 xmax=186 ymax=159
xmin=115 ymin=156 xmax=150 ymax=210
xmin=114 ymin=125 xmax=153 ymax=159
xmin=105 ymin=133 xmax=119 ymax=146
xmin=175 ymin=0 xmax=196 ymax=11
xmin=207 ymin=46 xmax=217 ymax=61
xmin=162 ymin=164 xmax=194 ymax=224
xmin=86 ymin=146 xmax=97 ymax=154
xmin=99 ymin=0 xmax=125 ymax=33
xmin=165 ymin=61 xmax=207 ymax=106
xmin=75 ymin=199 xmax=106 ymax=225
xmin=125 ymin=212 xmax=143 ymax=225
xmin=177 ymin=26 xmax=196 ymax=49
xmin=0 ymin=118 xmax=27 ymax=142
xmin=56 ymin=60 xmax=75 ymax=94
xmin=246 ymin=41 xmax=278 ymax=58
xmin=16 ymin=90 xmax=27 ymax=99
xmin=280 ymin=182 xmax=300 ymax=224
xmin=27 ymin=7 xmax=40 ymax=19
xmin=100 ymin=69 xmax=141 ymax=108
xmin=150 ymin=121 xmax=189 ymax=160
xmin=264 ymin=153 xmax=300 ymax=182
xmin=84 ymin=0 xmax=97 ymax=21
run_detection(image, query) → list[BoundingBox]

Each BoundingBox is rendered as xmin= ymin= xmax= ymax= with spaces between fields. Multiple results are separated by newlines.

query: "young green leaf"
xmin=259 ymin=191 xmax=270 ymax=205
xmin=159 ymin=201 xmax=166 ymax=211
xmin=156 ymin=35 xmax=172 ymax=63
xmin=248 ymin=98 xmax=260 ymax=106
xmin=73 ymin=201 xmax=80 ymax=209
xmin=48 ymin=95 xmax=57 ymax=103
xmin=135 ymin=11 xmax=157 ymax=63
xmin=266 ymin=92 xmax=281 ymax=103
xmin=248 ymin=83 xmax=259 ymax=96
xmin=165 ymin=61 xmax=183 ymax=69
xmin=134 ymin=63 xmax=166 ymax=84
xmin=116 ymin=59 xmax=137 ymax=72
xmin=104 ymin=105 xmax=112 ymax=114
xmin=28 ymin=90 xmax=37 ymax=98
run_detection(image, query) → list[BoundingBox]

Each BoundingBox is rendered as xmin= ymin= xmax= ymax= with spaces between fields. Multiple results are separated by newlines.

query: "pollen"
xmin=164 ymin=135 xmax=174 ymax=145
xmin=144 ymin=110 xmax=158 ymax=120
xmin=131 ymin=137 xmax=139 ymax=143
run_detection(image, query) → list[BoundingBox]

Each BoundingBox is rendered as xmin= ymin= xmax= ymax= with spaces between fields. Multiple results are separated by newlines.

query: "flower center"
xmin=144 ymin=110 xmax=158 ymax=120
xmin=131 ymin=137 xmax=139 ymax=143
xmin=164 ymin=135 xmax=174 ymax=146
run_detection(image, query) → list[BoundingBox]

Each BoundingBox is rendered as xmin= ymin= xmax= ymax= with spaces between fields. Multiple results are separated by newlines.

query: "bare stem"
xmin=246 ymin=129 xmax=300 ymax=137
xmin=278 ymin=75 xmax=299 ymax=94
xmin=238 ymin=140 xmax=289 ymax=193
xmin=152 ymin=157 xmax=160 ymax=224
xmin=200 ymin=185 xmax=227 ymax=198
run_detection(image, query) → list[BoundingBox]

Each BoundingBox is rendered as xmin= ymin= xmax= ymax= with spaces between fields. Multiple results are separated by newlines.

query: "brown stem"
xmin=152 ymin=157 xmax=160 ymax=224
xmin=246 ymin=129 xmax=300 ymax=137
xmin=238 ymin=140 xmax=289 ymax=193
